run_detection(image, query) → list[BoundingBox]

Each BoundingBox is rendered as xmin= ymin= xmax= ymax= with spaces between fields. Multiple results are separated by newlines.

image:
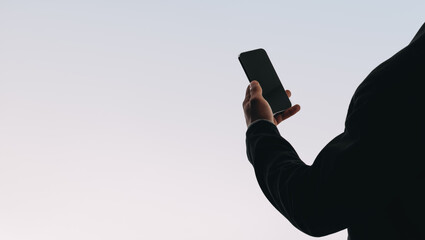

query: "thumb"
xmin=250 ymin=80 xmax=262 ymax=97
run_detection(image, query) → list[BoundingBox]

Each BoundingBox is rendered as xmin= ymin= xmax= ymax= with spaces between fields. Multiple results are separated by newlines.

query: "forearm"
xmin=245 ymin=121 xmax=311 ymax=230
xmin=245 ymin=120 xmax=347 ymax=236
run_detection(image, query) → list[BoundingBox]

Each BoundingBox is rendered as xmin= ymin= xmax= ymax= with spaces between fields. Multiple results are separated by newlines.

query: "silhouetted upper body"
xmin=245 ymin=23 xmax=425 ymax=240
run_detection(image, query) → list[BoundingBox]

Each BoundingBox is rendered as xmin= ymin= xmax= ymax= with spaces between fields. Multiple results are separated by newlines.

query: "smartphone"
xmin=238 ymin=48 xmax=292 ymax=115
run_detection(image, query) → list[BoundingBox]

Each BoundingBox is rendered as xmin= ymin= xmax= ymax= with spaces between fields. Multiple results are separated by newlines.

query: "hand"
xmin=243 ymin=80 xmax=301 ymax=127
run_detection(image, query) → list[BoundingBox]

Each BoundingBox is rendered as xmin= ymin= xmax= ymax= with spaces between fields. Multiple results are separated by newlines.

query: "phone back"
xmin=239 ymin=48 xmax=292 ymax=114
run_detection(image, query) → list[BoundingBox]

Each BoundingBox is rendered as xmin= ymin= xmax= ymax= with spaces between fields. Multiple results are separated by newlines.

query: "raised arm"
xmin=243 ymin=74 xmax=423 ymax=236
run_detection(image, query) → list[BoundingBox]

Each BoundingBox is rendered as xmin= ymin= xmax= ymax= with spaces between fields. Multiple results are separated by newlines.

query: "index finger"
xmin=286 ymin=89 xmax=292 ymax=98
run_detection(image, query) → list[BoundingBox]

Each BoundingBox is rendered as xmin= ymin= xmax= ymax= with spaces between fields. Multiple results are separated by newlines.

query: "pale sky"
xmin=0 ymin=1 xmax=424 ymax=239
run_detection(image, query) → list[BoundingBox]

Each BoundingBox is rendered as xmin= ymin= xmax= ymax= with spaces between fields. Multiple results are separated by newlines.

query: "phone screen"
xmin=238 ymin=48 xmax=292 ymax=115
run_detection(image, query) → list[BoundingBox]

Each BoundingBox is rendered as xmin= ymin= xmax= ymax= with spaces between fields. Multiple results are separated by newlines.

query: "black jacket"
xmin=246 ymin=23 xmax=425 ymax=240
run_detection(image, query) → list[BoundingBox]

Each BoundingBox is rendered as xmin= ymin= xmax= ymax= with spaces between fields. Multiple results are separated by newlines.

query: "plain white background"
xmin=1 ymin=1 xmax=424 ymax=239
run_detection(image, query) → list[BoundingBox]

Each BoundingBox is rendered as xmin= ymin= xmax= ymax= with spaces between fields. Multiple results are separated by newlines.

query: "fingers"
xmin=286 ymin=89 xmax=291 ymax=98
xmin=250 ymin=82 xmax=289 ymax=99
xmin=243 ymin=84 xmax=251 ymax=107
xmin=274 ymin=104 xmax=301 ymax=125
xmin=285 ymin=104 xmax=301 ymax=118
xmin=249 ymin=80 xmax=262 ymax=98
xmin=244 ymin=82 xmax=298 ymax=126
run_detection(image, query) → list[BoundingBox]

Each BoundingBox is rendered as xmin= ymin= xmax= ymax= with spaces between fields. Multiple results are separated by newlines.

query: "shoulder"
xmin=345 ymin=23 xmax=425 ymax=138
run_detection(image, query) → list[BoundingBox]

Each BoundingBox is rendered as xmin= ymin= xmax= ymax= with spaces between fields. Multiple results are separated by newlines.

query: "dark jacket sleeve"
xmin=245 ymin=22 xmax=425 ymax=237
xmin=246 ymin=121 xmax=369 ymax=236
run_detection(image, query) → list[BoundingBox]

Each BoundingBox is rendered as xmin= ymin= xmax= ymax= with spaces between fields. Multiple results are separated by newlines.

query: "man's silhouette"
xmin=243 ymin=23 xmax=425 ymax=240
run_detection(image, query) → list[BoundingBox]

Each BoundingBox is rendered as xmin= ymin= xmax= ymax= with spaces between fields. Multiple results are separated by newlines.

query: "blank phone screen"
xmin=238 ymin=48 xmax=292 ymax=115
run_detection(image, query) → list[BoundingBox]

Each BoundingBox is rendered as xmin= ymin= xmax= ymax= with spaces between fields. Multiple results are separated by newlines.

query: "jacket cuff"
xmin=247 ymin=119 xmax=275 ymax=131
xmin=246 ymin=119 xmax=279 ymax=136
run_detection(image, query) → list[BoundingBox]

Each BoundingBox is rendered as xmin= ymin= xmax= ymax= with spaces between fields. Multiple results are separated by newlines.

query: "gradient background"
xmin=0 ymin=1 xmax=424 ymax=239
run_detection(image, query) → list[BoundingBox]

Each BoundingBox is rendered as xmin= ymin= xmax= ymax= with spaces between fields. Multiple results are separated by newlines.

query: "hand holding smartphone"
xmin=238 ymin=48 xmax=292 ymax=115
